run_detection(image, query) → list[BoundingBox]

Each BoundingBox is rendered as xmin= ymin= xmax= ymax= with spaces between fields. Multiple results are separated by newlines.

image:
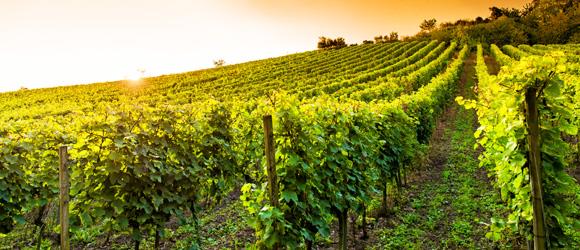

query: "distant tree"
xmin=362 ymin=40 xmax=374 ymax=44
xmin=454 ymin=19 xmax=471 ymax=26
xmin=520 ymin=0 xmax=579 ymax=44
xmin=521 ymin=2 xmax=536 ymax=16
xmin=489 ymin=7 xmax=504 ymax=20
xmin=317 ymin=36 xmax=347 ymax=49
xmin=318 ymin=36 xmax=329 ymax=49
xmin=374 ymin=35 xmax=384 ymax=43
xmin=473 ymin=17 xmax=528 ymax=45
xmin=19 ymin=86 xmax=28 ymax=91
xmin=409 ymin=0 xmax=576 ymax=45
xmin=388 ymin=32 xmax=399 ymax=42
xmin=439 ymin=21 xmax=455 ymax=28
xmin=489 ymin=7 xmax=521 ymax=20
xmin=335 ymin=37 xmax=346 ymax=48
xmin=537 ymin=11 xmax=573 ymax=43
xmin=213 ymin=59 xmax=225 ymax=67
xmin=420 ymin=18 xmax=437 ymax=32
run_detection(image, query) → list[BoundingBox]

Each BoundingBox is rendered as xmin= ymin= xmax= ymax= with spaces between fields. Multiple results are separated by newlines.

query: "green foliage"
xmin=0 ymin=119 xmax=70 ymax=233
xmin=241 ymin=44 xmax=470 ymax=247
xmin=0 ymin=40 xmax=464 ymax=247
xmin=417 ymin=0 xmax=579 ymax=45
xmin=1 ymin=38 xmax=575 ymax=248
xmin=459 ymin=44 xmax=580 ymax=247
xmin=69 ymin=101 xmax=240 ymax=240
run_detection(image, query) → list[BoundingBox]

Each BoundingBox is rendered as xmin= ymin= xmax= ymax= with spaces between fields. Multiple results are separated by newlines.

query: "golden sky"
xmin=0 ymin=0 xmax=529 ymax=92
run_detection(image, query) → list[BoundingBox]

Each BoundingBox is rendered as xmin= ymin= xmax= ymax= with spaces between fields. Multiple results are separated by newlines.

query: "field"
xmin=0 ymin=41 xmax=579 ymax=249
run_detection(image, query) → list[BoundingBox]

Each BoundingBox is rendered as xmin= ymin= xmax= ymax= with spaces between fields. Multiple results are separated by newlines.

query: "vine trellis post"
xmin=525 ymin=85 xmax=546 ymax=250
xmin=263 ymin=115 xmax=280 ymax=250
xmin=59 ymin=145 xmax=70 ymax=250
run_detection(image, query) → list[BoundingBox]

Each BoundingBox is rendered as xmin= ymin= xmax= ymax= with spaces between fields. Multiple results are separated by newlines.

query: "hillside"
xmin=1 ymin=41 xmax=579 ymax=249
xmin=0 ymin=41 xmax=452 ymax=121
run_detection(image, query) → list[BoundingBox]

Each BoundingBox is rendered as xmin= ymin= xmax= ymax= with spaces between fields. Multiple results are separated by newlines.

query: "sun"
xmin=124 ymin=69 xmax=146 ymax=83
xmin=125 ymin=72 xmax=141 ymax=81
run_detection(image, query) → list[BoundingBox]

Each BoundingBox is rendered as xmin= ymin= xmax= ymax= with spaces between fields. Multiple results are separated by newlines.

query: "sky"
xmin=0 ymin=0 xmax=529 ymax=93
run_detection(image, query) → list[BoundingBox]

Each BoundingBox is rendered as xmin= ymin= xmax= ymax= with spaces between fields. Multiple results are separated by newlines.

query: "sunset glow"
xmin=0 ymin=0 xmax=529 ymax=93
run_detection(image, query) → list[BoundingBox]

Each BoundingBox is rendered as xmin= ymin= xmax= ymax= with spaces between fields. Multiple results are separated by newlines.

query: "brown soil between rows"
xmin=484 ymin=55 xmax=501 ymax=75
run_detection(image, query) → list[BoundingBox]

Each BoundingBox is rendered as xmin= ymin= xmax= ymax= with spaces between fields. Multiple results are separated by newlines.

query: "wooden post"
xmin=263 ymin=115 xmax=279 ymax=249
xmin=155 ymin=229 xmax=160 ymax=250
xmin=525 ymin=86 xmax=546 ymax=250
xmin=382 ymin=181 xmax=388 ymax=214
xmin=577 ymin=135 xmax=579 ymax=164
xmin=338 ymin=210 xmax=348 ymax=250
xmin=58 ymin=146 xmax=70 ymax=250
xmin=362 ymin=205 xmax=368 ymax=239
xmin=263 ymin=115 xmax=278 ymax=208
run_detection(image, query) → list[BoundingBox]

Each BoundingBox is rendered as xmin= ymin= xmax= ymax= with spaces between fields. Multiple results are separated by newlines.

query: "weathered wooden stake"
xmin=362 ymin=205 xmax=368 ymax=239
xmin=525 ymin=86 xmax=546 ymax=250
xmin=382 ymin=181 xmax=388 ymax=213
xmin=155 ymin=229 xmax=160 ymax=250
xmin=338 ymin=211 xmax=348 ymax=250
xmin=577 ymin=135 xmax=579 ymax=164
xmin=263 ymin=115 xmax=279 ymax=249
xmin=263 ymin=115 xmax=279 ymax=208
xmin=59 ymin=146 xmax=70 ymax=250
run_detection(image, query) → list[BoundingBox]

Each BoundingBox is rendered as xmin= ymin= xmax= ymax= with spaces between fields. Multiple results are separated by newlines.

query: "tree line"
xmin=417 ymin=0 xmax=579 ymax=45
xmin=317 ymin=36 xmax=347 ymax=49
xmin=317 ymin=0 xmax=577 ymax=49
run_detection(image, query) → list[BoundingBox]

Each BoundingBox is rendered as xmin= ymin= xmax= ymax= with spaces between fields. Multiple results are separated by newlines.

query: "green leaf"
xmin=118 ymin=217 xmax=129 ymax=229
xmin=281 ymin=190 xmax=298 ymax=203
xmin=152 ymin=195 xmax=163 ymax=210
xmin=112 ymin=200 xmax=124 ymax=214
xmin=80 ymin=212 xmax=93 ymax=226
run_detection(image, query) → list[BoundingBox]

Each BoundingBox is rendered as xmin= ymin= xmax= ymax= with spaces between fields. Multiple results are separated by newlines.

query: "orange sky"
xmin=0 ymin=0 xmax=529 ymax=92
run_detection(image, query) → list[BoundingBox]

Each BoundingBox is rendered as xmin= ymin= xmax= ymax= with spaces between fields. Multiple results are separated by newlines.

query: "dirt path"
xmin=484 ymin=55 xmax=501 ymax=75
xmin=311 ymin=53 xmax=474 ymax=250
xmin=360 ymin=52 xmax=523 ymax=249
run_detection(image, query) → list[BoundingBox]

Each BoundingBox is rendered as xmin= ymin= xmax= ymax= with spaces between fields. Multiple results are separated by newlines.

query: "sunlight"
xmin=124 ymin=69 xmax=145 ymax=84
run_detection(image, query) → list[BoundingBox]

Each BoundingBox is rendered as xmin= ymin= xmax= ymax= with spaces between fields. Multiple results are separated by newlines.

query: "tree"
xmin=213 ymin=59 xmax=225 ymax=67
xmin=374 ymin=35 xmax=384 ymax=43
xmin=335 ymin=37 xmax=346 ymax=48
xmin=362 ymin=40 xmax=373 ymax=44
xmin=420 ymin=18 xmax=437 ymax=32
xmin=317 ymin=36 xmax=329 ymax=49
xmin=388 ymin=32 xmax=399 ymax=42
xmin=489 ymin=7 xmax=504 ymax=20
xmin=317 ymin=36 xmax=347 ymax=49
xmin=489 ymin=7 xmax=521 ymax=19
xmin=410 ymin=0 xmax=577 ymax=45
xmin=520 ymin=0 xmax=579 ymax=44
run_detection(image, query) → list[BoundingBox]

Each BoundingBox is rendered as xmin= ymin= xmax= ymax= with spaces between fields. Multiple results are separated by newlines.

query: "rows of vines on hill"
xmin=457 ymin=44 xmax=580 ymax=248
xmin=7 ymin=41 xmax=579 ymax=249
xmin=1 ymin=41 xmax=466 ymax=248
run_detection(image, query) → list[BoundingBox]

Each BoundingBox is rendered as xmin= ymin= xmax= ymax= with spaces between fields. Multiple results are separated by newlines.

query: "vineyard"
xmin=0 ymin=40 xmax=579 ymax=249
